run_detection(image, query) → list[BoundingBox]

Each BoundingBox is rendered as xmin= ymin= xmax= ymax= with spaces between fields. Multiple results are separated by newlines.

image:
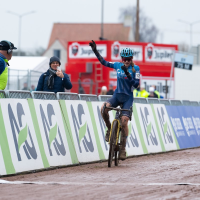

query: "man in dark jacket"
xmin=36 ymin=56 xmax=72 ymax=93
xmin=106 ymin=84 xmax=114 ymax=95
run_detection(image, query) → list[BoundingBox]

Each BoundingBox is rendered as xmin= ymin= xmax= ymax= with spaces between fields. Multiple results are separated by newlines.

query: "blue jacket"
xmin=36 ymin=70 xmax=72 ymax=93
xmin=96 ymin=53 xmax=140 ymax=96
xmin=0 ymin=53 xmax=8 ymax=90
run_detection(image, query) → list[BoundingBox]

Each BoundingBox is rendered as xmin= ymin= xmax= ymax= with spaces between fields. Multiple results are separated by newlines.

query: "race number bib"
xmin=135 ymin=72 xmax=140 ymax=79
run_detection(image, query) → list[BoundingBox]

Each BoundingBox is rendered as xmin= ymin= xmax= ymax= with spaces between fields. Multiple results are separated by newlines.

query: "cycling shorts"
xmin=107 ymin=93 xmax=133 ymax=119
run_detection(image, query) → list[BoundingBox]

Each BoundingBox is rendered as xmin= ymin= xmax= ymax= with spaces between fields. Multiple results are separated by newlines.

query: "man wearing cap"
xmin=36 ymin=56 xmax=72 ymax=93
xmin=0 ymin=40 xmax=17 ymax=90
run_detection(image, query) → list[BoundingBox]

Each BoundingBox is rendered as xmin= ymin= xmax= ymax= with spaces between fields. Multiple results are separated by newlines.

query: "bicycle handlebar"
xmin=105 ymin=106 xmax=131 ymax=112
xmin=102 ymin=103 xmax=133 ymax=121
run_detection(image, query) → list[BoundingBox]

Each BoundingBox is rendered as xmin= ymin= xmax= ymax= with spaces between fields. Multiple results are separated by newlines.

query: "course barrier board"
xmin=0 ymin=98 xmax=199 ymax=175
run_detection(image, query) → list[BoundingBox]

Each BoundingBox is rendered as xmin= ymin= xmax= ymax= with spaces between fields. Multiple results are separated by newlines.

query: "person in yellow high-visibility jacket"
xmin=0 ymin=40 xmax=17 ymax=90
xmin=133 ymin=88 xmax=141 ymax=97
xmin=140 ymin=85 xmax=149 ymax=98
xmin=152 ymin=85 xmax=160 ymax=98
xmin=134 ymin=85 xmax=149 ymax=98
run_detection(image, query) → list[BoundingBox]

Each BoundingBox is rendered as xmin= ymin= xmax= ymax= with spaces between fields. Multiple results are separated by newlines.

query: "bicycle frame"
xmin=109 ymin=119 xmax=121 ymax=145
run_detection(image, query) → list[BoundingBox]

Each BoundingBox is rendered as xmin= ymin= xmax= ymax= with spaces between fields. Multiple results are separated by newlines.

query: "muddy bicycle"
xmin=102 ymin=104 xmax=133 ymax=167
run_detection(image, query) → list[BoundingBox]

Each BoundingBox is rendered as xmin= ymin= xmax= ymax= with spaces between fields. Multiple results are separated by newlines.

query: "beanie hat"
xmin=49 ymin=56 xmax=61 ymax=66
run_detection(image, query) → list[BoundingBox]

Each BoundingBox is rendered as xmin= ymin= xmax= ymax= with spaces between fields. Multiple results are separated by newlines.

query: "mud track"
xmin=1 ymin=148 xmax=200 ymax=199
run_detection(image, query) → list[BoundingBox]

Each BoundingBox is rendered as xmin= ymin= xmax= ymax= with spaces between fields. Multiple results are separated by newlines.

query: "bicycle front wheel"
xmin=108 ymin=120 xmax=118 ymax=168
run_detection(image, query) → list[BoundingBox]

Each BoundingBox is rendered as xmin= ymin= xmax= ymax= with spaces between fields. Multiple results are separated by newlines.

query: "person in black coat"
xmin=106 ymin=84 xmax=114 ymax=95
xmin=36 ymin=56 xmax=72 ymax=93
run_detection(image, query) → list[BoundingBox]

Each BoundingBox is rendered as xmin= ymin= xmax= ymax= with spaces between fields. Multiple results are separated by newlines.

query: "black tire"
xmin=115 ymin=151 xmax=118 ymax=166
xmin=108 ymin=120 xmax=118 ymax=167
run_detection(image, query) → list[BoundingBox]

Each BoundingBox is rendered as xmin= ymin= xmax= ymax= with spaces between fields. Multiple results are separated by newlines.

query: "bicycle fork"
xmin=109 ymin=119 xmax=121 ymax=145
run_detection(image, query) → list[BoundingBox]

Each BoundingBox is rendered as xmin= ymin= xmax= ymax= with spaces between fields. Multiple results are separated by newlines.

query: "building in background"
xmin=43 ymin=23 xmax=132 ymax=71
xmin=66 ymin=40 xmax=178 ymax=96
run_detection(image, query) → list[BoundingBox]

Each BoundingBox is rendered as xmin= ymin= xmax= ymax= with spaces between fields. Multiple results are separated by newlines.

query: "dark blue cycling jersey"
xmin=96 ymin=53 xmax=140 ymax=96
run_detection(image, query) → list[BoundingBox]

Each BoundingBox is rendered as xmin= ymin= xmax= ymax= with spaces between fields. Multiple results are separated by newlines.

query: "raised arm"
xmin=89 ymin=40 xmax=114 ymax=68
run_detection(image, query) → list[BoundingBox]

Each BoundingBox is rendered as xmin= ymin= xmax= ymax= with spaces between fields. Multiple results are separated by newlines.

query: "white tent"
xmin=9 ymin=56 xmax=49 ymax=72
xmin=7 ymin=56 xmax=49 ymax=90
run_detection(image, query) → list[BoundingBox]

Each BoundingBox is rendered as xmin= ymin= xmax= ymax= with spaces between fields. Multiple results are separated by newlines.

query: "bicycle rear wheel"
xmin=108 ymin=120 xmax=118 ymax=168
xmin=115 ymin=151 xmax=118 ymax=166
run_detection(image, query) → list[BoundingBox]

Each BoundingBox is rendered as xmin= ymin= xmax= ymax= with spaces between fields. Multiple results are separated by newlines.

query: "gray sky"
xmin=1 ymin=0 xmax=200 ymax=51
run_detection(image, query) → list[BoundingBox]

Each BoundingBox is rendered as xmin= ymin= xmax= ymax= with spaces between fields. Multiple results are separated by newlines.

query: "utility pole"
xmin=178 ymin=19 xmax=200 ymax=51
xmin=101 ymin=0 xmax=104 ymax=40
xmin=135 ymin=0 xmax=140 ymax=42
xmin=7 ymin=11 xmax=35 ymax=56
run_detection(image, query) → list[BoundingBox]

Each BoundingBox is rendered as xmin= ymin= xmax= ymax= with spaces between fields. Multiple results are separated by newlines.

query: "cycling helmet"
xmin=120 ymin=48 xmax=133 ymax=57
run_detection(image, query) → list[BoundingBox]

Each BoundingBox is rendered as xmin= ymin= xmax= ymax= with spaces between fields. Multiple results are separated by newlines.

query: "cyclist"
xmin=89 ymin=40 xmax=140 ymax=160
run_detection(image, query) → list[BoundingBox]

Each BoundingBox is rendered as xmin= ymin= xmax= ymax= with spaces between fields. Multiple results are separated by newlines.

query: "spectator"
xmin=133 ymin=85 xmax=141 ymax=97
xmin=140 ymin=84 xmax=149 ymax=98
xmin=78 ymin=78 xmax=85 ymax=94
xmin=106 ymin=84 xmax=114 ymax=95
xmin=22 ymin=82 xmax=29 ymax=90
xmin=152 ymin=85 xmax=160 ymax=98
xmin=100 ymin=86 xmax=107 ymax=95
xmin=36 ymin=56 xmax=72 ymax=93
xmin=148 ymin=87 xmax=158 ymax=98
xmin=0 ymin=40 xmax=17 ymax=90
xmin=30 ymin=85 xmax=36 ymax=92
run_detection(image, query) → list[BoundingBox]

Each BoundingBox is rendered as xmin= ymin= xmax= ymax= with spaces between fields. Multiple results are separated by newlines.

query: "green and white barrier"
xmin=0 ymin=98 xmax=182 ymax=176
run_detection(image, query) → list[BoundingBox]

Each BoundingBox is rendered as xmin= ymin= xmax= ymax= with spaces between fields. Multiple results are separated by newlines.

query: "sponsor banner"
xmin=0 ymin=99 xmax=44 ymax=173
xmin=145 ymin=43 xmax=174 ymax=62
xmin=151 ymin=104 xmax=179 ymax=151
xmin=134 ymin=103 xmax=163 ymax=153
xmin=63 ymin=100 xmax=100 ymax=163
xmin=87 ymin=102 xmax=115 ymax=159
xmin=165 ymin=106 xmax=197 ymax=149
xmin=0 ymin=102 xmax=15 ymax=175
xmin=126 ymin=112 xmax=145 ymax=156
xmin=111 ymin=41 xmax=143 ymax=61
xmin=190 ymin=106 xmax=200 ymax=136
xmin=0 ymin=147 xmax=6 ymax=175
xmin=177 ymin=106 xmax=200 ymax=147
xmin=33 ymin=99 xmax=73 ymax=166
xmin=69 ymin=42 xmax=107 ymax=59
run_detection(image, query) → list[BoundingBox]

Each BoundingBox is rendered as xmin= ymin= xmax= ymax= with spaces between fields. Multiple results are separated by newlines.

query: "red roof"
xmin=47 ymin=23 xmax=131 ymax=49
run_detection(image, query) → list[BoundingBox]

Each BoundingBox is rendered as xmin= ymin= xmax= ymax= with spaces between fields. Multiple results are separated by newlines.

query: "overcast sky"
xmin=1 ymin=0 xmax=200 ymax=51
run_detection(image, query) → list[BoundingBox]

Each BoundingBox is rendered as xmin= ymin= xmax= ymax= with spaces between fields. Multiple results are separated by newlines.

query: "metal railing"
xmin=79 ymin=94 xmax=98 ymax=101
xmin=32 ymin=91 xmax=57 ymax=100
xmin=0 ymin=90 xmax=6 ymax=98
xmin=98 ymin=95 xmax=112 ymax=102
xmin=57 ymin=92 xmax=79 ymax=100
xmin=159 ymin=99 xmax=171 ymax=105
xmin=134 ymin=97 xmax=148 ymax=104
xmin=6 ymin=90 xmax=32 ymax=99
xmin=147 ymin=98 xmax=160 ymax=104
xmin=0 ymin=90 xmax=200 ymax=107
xmin=7 ymin=69 xmax=41 ymax=91
xmin=170 ymin=100 xmax=182 ymax=106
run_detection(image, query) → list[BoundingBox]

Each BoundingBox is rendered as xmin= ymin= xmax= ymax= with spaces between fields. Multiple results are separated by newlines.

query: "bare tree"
xmin=119 ymin=6 xmax=159 ymax=43
xmin=178 ymin=42 xmax=189 ymax=52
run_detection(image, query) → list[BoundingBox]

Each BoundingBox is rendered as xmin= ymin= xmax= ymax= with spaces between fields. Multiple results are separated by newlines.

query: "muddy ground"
xmin=1 ymin=148 xmax=200 ymax=200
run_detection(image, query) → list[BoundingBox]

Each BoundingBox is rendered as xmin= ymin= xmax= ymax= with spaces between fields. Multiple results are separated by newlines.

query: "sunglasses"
xmin=122 ymin=57 xmax=132 ymax=62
